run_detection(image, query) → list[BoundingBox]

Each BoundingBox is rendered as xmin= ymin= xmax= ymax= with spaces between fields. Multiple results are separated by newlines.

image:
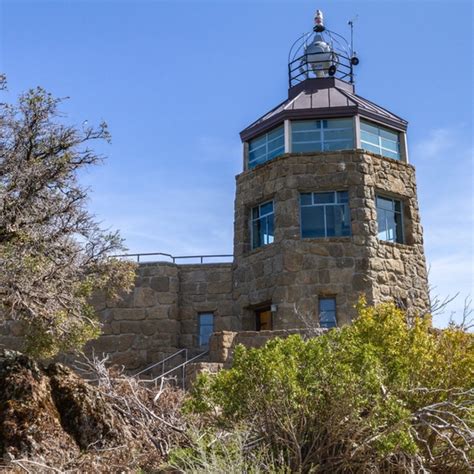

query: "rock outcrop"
xmin=0 ymin=350 xmax=128 ymax=465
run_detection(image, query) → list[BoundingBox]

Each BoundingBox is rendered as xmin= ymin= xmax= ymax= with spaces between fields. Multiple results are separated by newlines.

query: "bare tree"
xmin=0 ymin=79 xmax=136 ymax=357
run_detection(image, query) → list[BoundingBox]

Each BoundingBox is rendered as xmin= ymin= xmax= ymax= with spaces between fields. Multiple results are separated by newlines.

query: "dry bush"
xmin=0 ymin=353 xmax=189 ymax=473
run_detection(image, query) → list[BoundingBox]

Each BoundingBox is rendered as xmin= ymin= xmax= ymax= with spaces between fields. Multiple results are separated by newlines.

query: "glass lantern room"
xmin=241 ymin=77 xmax=408 ymax=170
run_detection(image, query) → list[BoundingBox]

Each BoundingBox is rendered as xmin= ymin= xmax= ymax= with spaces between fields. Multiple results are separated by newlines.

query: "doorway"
xmin=256 ymin=307 xmax=272 ymax=331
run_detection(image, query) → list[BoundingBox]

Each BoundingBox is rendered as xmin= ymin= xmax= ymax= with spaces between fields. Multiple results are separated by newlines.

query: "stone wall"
xmin=232 ymin=150 xmax=429 ymax=330
xmin=366 ymin=155 xmax=429 ymax=312
xmin=88 ymin=262 xmax=233 ymax=372
xmin=208 ymin=328 xmax=326 ymax=367
xmin=87 ymin=262 xmax=180 ymax=373
xmin=0 ymin=262 xmax=233 ymax=375
xmin=178 ymin=264 xmax=234 ymax=353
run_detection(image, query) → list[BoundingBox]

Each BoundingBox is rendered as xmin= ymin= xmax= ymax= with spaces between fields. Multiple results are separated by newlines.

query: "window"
xmin=248 ymin=125 xmax=284 ymax=169
xmin=198 ymin=312 xmax=214 ymax=347
xmin=376 ymin=195 xmax=404 ymax=243
xmin=360 ymin=120 xmax=400 ymax=160
xmin=292 ymin=118 xmax=353 ymax=153
xmin=300 ymin=191 xmax=351 ymax=238
xmin=319 ymin=298 xmax=337 ymax=329
xmin=256 ymin=308 xmax=272 ymax=331
xmin=251 ymin=201 xmax=275 ymax=249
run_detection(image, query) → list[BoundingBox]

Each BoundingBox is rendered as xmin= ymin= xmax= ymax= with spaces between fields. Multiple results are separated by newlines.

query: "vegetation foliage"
xmin=0 ymin=76 xmax=135 ymax=357
xmin=187 ymin=300 xmax=473 ymax=473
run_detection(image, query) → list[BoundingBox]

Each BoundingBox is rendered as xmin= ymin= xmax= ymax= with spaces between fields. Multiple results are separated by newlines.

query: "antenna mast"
xmin=347 ymin=15 xmax=359 ymax=83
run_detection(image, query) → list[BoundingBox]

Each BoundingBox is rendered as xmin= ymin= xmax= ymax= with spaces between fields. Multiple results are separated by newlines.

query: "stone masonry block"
xmin=112 ymin=308 xmax=146 ymax=321
xmin=133 ymin=287 xmax=157 ymax=307
xmin=150 ymin=276 xmax=170 ymax=293
xmin=146 ymin=306 xmax=170 ymax=320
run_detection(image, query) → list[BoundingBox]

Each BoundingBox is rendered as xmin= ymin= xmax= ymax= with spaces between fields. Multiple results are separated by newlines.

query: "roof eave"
xmin=358 ymin=110 xmax=408 ymax=132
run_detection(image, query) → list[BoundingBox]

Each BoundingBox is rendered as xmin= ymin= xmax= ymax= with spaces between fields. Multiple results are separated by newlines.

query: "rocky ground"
xmin=0 ymin=350 xmax=186 ymax=472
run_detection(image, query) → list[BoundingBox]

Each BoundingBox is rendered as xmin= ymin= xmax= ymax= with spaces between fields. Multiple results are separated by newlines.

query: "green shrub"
xmin=188 ymin=300 xmax=473 ymax=473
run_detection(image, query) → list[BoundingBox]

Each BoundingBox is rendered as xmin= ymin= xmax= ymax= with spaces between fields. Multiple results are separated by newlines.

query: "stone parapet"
xmin=209 ymin=328 xmax=326 ymax=366
xmin=185 ymin=361 xmax=224 ymax=388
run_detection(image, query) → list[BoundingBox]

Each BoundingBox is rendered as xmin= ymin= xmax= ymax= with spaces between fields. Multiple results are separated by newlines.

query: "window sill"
xmin=246 ymin=242 xmax=277 ymax=256
xmin=377 ymin=239 xmax=413 ymax=249
xmin=301 ymin=236 xmax=352 ymax=243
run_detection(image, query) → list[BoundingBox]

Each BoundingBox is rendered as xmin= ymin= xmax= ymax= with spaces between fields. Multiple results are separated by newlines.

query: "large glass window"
xmin=300 ymin=191 xmax=351 ymax=238
xmin=319 ymin=298 xmax=337 ymax=329
xmin=248 ymin=125 xmax=284 ymax=169
xmin=199 ymin=312 xmax=214 ymax=347
xmin=292 ymin=118 xmax=353 ymax=153
xmin=361 ymin=120 xmax=400 ymax=160
xmin=251 ymin=201 xmax=274 ymax=249
xmin=376 ymin=195 xmax=404 ymax=243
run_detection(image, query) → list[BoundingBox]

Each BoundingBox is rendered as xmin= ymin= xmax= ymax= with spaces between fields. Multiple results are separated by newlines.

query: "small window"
xmin=248 ymin=125 xmax=284 ymax=169
xmin=376 ymin=195 xmax=404 ymax=243
xmin=198 ymin=312 xmax=214 ymax=347
xmin=256 ymin=308 xmax=272 ymax=331
xmin=360 ymin=120 xmax=400 ymax=160
xmin=292 ymin=118 xmax=353 ymax=153
xmin=319 ymin=298 xmax=337 ymax=329
xmin=300 ymin=191 xmax=351 ymax=238
xmin=251 ymin=201 xmax=275 ymax=249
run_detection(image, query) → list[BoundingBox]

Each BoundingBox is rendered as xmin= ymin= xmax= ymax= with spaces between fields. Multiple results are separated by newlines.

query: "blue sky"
xmin=1 ymin=0 xmax=472 ymax=326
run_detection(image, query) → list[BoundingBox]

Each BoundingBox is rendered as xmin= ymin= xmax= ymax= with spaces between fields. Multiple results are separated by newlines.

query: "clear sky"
xmin=1 ymin=0 xmax=472 ymax=326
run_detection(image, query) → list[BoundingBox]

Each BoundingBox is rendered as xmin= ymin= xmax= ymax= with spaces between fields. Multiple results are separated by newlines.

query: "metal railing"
xmin=133 ymin=348 xmax=187 ymax=378
xmin=288 ymin=50 xmax=354 ymax=88
xmin=113 ymin=252 xmax=233 ymax=264
xmin=134 ymin=348 xmax=209 ymax=390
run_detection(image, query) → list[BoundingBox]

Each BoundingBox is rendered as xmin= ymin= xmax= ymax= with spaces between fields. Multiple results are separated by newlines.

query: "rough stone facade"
xmin=207 ymin=328 xmax=326 ymax=367
xmin=0 ymin=262 xmax=233 ymax=375
xmin=232 ymin=150 xmax=429 ymax=330
xmin=87 ymin=262 xmax=233 ymax=373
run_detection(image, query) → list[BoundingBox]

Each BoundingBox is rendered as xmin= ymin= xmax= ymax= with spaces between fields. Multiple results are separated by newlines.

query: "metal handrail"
xmin=112 ymin=252 xmax=233 ymax=264
xmin=133 ymin=348 xmax=187 ymax=377
xmin=141 ymin=350 xmax=209 ymax=389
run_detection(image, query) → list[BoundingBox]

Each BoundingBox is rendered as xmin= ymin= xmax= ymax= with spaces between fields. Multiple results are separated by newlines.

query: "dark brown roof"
xmin=240 ymin=77 xmax=408 ymax=142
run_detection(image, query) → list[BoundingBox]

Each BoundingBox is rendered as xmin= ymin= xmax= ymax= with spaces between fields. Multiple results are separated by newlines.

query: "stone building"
xmin=0 ymin=10 xmax=429 ymax=374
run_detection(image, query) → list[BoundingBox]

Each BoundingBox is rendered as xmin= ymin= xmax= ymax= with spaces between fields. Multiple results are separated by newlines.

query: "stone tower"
xmin=232 ymin=10 xmax=429 ymax=331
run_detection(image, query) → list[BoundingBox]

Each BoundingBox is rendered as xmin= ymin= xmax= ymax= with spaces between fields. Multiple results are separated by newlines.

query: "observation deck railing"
xmin=113 ymin=252 xmax=233 ymax=264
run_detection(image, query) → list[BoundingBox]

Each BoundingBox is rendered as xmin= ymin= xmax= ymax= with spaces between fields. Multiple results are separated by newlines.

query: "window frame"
xmin=318 ymin=297 xmax=337 ymax=329
xmin=291 ymin=118 xmax=354 ymax=153
xmin=300 ymin=191 xmax=351 ymax=239
xmin=375 ymin=195 xmax=404 ymax=244
xmin=198 ymin=312 xmax=214 ymax=348
xmin=250 ymin=200 xmax=275 ymax=250
xmin=248 ymin=124 xmax=285 ymax=169
xmin=360 ymin=119 xmax=401 ymax=160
